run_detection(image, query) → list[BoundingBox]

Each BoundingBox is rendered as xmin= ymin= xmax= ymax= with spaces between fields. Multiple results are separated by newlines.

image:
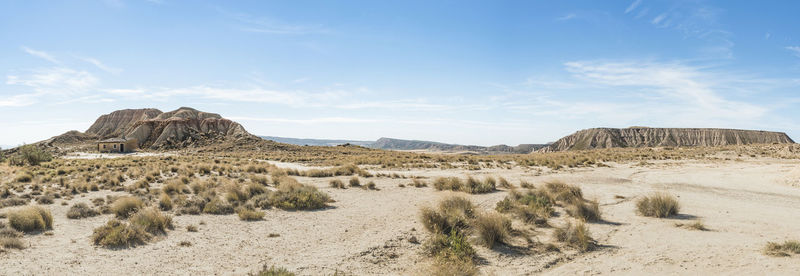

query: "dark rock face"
xmin=541 ymin=127 xmax=795 ymax=152
xmin=85 ymin=108 xmax=163 ymax=139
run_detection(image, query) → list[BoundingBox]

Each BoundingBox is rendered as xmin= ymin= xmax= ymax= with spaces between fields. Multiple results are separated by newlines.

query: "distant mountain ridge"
xmin=262 ymin=136 xmax=548 ymax=154
xmin=540 ymin=127 xmax=795 ymax=152
xmin=260 ymin=136 xmax=374 ymax=147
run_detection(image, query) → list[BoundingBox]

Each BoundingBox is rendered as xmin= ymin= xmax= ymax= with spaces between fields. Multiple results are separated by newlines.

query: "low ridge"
xmin=540 ymin=127 xmax=795 ymax=152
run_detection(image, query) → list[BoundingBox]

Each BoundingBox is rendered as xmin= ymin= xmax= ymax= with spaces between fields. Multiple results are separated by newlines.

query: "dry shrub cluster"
xmin=432 ymin=176 xmax=495 ymax=194
xmin=636 ymin=192 xmax=680 ymax=218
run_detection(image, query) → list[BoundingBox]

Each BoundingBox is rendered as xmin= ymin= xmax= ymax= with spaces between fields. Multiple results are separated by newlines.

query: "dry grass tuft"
xmin=553 ymin=221 xmax=595 ymax=252
xmin=473 ymin=212 xmax=511 ymax=248
xmin=111 ymin=197 xmax=144 ymax=218
xmin=129 ymin=208 xmax=174 ymax=235
xmin=66 ymin=203 xmax=100 ymax=219
xmin=203 ymin=198 xmax=234 ymax=215
xmin=237 ymin=208 xmax=266 ymax=221
xmin=268 ymin=180 xmax=330 ymax=210
xmin=636 ymin=192 xmax=680 ymax=218
xmin=565 ymin=199 xmax=602 ymax=222
xmin=329 ymin=179 xmax=346 ymax=189
xmin=764 ymin=240 xmax=800 ymax=257
xmin=250 ymin=265 xmax=296 ymax=276
xmin=7 ymin=206 xmax=53 ymax=233
xmin=91 ymin=219 xmax=151 ymax=248
xmin=675 ymin=220 xmax=708 ymax=231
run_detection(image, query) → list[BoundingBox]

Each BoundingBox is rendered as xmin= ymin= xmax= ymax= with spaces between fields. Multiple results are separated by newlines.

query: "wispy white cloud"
xmin=786 ymin=46 xmax=800 ymax=58
xmin=76 ymin=56 xmax=122 ymax=74
xmin=6 ymin=67 xmax=99 ymax=95
xmin=625 ymin=0 xmax=642 ymax=14
xmin=651 ymin=13 xmax=668 ymax=25
xmin=21 ymin=46 xmax=59 ymax=64
xmin=556 ymin=13 xmax=576 ymax=21
xmin=221 ymin=9 xmax=331 ymax=35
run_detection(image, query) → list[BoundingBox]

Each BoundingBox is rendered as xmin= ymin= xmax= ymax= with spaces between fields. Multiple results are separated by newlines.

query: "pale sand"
xmin=2 ymin=158 xmax=800 ymax=275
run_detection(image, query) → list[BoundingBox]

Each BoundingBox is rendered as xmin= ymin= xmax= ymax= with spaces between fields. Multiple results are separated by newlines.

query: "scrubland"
xmin=1 ymin=144 xmax=800 ymax=275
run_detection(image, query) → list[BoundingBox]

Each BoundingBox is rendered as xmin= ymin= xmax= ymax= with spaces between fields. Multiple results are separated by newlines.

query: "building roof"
xmin=98 ymin=138 xmax=132 ymax=143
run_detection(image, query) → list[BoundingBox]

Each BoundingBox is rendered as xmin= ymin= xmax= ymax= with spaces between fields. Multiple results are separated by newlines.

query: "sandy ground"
xmin=2 ymin=158 xmax=800 ymax=275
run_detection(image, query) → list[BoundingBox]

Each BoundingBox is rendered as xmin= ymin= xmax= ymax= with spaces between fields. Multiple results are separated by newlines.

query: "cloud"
xmin=651 ymin=13 xmax=668 ymax=25
xmin=556 ymin=13 xmax=576 ymax=21
xmin=21 ymin=46 xmax=59 ymax=64
xmin=221 ymin=9 xmax=331 ymax=35
xmin=76 ymin=56 xmax=122 ymax=74
xmin=562 ymin=60 xmax=768 ymax=120
xmin=625 ymin=0 xmax=642 ymax=14
xmin=786 ymin=46 xmax=800 ymax=58
xmin=6 ymin=67 xmax=99 ymax=95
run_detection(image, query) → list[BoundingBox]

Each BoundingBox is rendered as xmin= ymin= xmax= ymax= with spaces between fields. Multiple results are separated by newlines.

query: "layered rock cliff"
xmin=85 ymin=108 xmax=163 ymax=139
xmin=541 ymin=127 xmax=795 ymax=152
xmin=125 ymin=107 xmax=255 ymax=149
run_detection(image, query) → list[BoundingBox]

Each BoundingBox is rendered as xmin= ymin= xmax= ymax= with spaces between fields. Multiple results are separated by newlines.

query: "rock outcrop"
xmin=86 ymin=108 xmax=163 ymax=139
xmin=540 ymin=127 xmax=795 ymax=152
xmin=125 ymin=107 xmax=255 ymax=149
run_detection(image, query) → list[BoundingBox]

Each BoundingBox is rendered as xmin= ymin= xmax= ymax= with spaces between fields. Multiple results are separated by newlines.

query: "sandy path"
xmin=2 ymin=159 xmax=799 ymax=275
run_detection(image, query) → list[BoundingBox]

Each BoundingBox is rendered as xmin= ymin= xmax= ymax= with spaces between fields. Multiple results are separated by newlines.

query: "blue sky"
xmin=1 ymin=0 xmax=800 ymax=147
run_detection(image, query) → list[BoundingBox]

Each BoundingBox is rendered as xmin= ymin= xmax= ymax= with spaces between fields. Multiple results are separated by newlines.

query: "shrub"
xmin=411 ymin=178 xmax=427 ymax=188
xmin=348 ymin=177 xmax=361 ymax=187
xmin=0 ymin=227 xmax=24 ymax=249
xmin=10 ymin=145 xmax=52 ymax=166
xmin=329 ymin=179 xmax=346 ymax=189
xmin=15 ymin=173 xmax=33 ymax=183
xmin=636 ymin=192 xmax=680 ymax=218
xmin=764 ymin=240 xmax=800 ymax=257
xmin=553 ymin=221 xmax=595 ymax=252
xmin=36 ymin=195 xmax=54 ymax=204
xmin=424 ymin=231 xmax=477 ymax=275
xmin=186 ymin=225 xmax=198 ymax=232
xmin=366 ymin=181 xmax=377 ymax=190
xmin=8 ymin=206 xmax=53 ymax=233
xmin=566 ymin=200 xmax=602 ymax=222
xmin=675 ymin=220 xmax=708 ymax=231
xmin=203 ymin=198 xmax=234 ymax=215
xmin=111 ymin=197 xmax=144 ymax=218
xmin=1 ymin=197 xmax=29 ymax=208
xmin=129 ymin=208 xmax=173 ymax=235
xmin=268 ymin=181 xmax=330 ymax=210
xmin=237 ymin=208 xmax=265 ymax=221
xmin=473 ymin=213 xmax=511 ymax=248
xmin=498 ymin=177 xmax=512 ymax=189
xmin=496 ymin=189 xmax=553 ymax=225
xmin=432 ymin=177 xmax=463 ymax=191
xmin=250 ymin=265 xmax=296 ymax=276
xmin=91 ymin=219 xmax=151 ymax=248
xmin=420 ymin=196 xmax=475 ymax=235
xmin=159 ymin=193 xmax=173 ymax=211
xmin=544 ymin=181 xmax=583 ymax=203
xmin=66 ymin=203 xmax=100 ymax=219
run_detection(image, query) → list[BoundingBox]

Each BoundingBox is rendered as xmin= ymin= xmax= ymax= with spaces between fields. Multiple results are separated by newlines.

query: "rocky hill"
xmin=125 ymin=107 xmax=255 ymax=149
xmin=86 ymin=108 xmax=162 ymax=139
xmin=261 ymin=136 xmax=374 ymax=147
xmin=541 ymin=127 xmax=795 ymax=152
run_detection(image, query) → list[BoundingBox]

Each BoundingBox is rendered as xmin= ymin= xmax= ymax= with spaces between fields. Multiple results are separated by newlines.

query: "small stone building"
xmin=98 ymin=137 xmax=138 ymax=153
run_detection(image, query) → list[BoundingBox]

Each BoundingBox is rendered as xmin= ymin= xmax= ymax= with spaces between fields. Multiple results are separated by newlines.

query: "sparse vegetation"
xmin=251 ymin=265 xmax=296 ymax=276
xmin=636 ymin=192 xmax=680 ymax=218
xmin=237 ymin=208 xmax=265 ymax=221
xmin=268 ymin=180 xmax=330 ymax=210
xmin=91 ymin=219 xmax=151 ymax=248
xmin=7 ymin=206 xmax=53 ymax=233
xmin=432 ymin=176 xmax=495 ymax=194
xmin=111 ymin=197 xmax=144 ymax=218
xmin=473 ymin=212 xmax=511 ymax=248
xmin=8 ymin=145 xmax=52 ymax=166
xmin=67 ymin=203 xmax=100 ymax=219
xmin=129 ymin=208 xmax=173 ymax=235
xmin=553 ymin=221 xmax=595 ymax=252
xmin=764 ymin=240 xmax=800 ymax=257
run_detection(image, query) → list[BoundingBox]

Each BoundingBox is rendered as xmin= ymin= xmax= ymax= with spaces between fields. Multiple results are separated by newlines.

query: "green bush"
xmin=9 ymin=145 xmax=52 ymax=166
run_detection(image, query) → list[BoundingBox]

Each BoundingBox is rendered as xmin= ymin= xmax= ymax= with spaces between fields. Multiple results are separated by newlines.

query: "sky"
xmin=1 ymin=0 xmax=800 ymax=148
